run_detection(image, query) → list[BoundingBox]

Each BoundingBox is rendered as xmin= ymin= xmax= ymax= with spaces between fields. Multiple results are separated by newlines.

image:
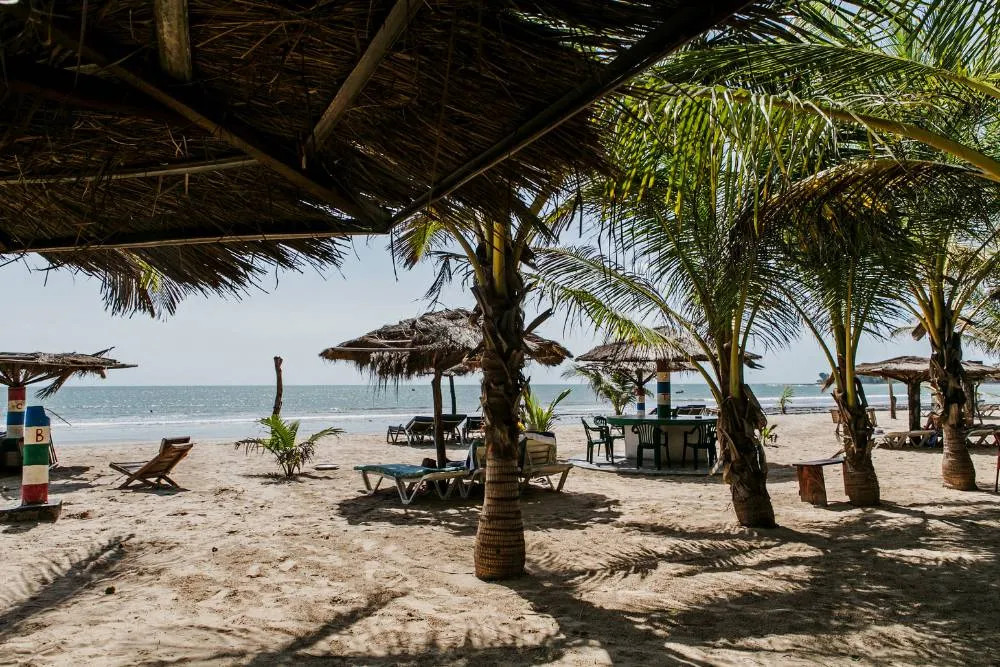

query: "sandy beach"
xmin=1 ymin=410 xmax=998 ymax=666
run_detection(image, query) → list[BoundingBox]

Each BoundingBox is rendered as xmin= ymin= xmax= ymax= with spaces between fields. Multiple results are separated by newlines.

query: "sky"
xmin=0 ymin=236 xmax=952 ymax=387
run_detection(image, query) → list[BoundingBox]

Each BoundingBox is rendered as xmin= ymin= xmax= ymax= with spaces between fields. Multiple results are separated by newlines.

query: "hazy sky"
xmin=0 ymin=237 xmax=951 ymax=387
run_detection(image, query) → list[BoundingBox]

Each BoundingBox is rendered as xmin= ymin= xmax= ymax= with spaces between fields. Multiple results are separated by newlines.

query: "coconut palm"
xmin=391 ymin=186 xmax=578 ymax=580
xmin=773 ymin=162 xmax=932 ymax=505
xmin=642 ymin=0 xmax=1000 ymax=489
xmin=533 ymin=94 xmax=813 ymax=526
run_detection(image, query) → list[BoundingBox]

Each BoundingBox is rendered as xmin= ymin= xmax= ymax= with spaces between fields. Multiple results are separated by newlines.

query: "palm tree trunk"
xmin=431 ymin=370 xmax=446 ymax=468
xmin=717 ymin=387 xmax=775 ymax=528
xmin=930 ymin=325 xmax=976 ymax=490
xmin=833 ymin=392 xmax=880 ymax=506
xmin=473 ymin=256 xmax=527 ymax=581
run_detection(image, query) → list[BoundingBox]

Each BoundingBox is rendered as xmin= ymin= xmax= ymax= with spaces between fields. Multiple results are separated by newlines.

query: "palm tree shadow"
xmin=335 ymin=490 xmax=623 ymax=537
xmin=508 ymin=499 xmax=1000 ymax=665
xmin=0 ymin=534 xmax=135 ymax=642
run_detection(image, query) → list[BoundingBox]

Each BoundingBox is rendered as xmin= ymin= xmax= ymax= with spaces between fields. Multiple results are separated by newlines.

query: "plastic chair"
xmin=632 ymin=422 xmax=667 ymax=470
xmin=593 ymin=416 xmax=623 ymax=462
xmin=580 ymin=418 xmax=607 ymax=463
xmin=682 ymin=422 xmax=717 ymax=469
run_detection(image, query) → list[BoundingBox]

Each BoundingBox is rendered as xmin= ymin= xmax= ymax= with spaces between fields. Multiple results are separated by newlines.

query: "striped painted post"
xmin=655 ymin=361 xmax=672 ymax=419
xmin=635 ymin=379 xmax=646 ymax=417
xmin=21 ymin=406 xmax=51 ymax=505
xmin=6 ymin=385 xmax=25 ymax=442
xmin=2 ymin=385 xmax=26 ymax=470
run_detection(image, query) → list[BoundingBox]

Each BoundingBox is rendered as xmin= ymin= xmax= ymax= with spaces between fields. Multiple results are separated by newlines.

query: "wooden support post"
xmin=272 ymin=357 xmax=283 ymax=417
xmin=888 ymin=379 xmax=897 ymax=420
xmin=908 ymin=381 xmax=922 ymax=446
xmin=154 ymin=0 xmax=193 ymax=82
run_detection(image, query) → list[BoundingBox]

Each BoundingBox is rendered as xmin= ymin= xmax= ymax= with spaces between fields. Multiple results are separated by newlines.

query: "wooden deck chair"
xmin=518 ymin=438 xmax=571 ymax=492
xmin=110 ymin=437 xmax=193 ymax=490
xmin=354 ymin=463 xmax=467 ymax=505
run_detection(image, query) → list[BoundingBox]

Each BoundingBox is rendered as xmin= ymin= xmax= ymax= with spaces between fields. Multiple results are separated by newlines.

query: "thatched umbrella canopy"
xmin=0 ymin=1 xmax=762 ymax=313
xmin=319 ymin=308 xmax=570 ymax=465
xmin=575 ymin=329 xmax=761 ymax=415
xmin=855 ymin=355 xmax=1000 ymax=428
xmin=578 ymin=328 xmax=762 ymax=385
xmin=0 ymin=349 xmax=136 ymax=398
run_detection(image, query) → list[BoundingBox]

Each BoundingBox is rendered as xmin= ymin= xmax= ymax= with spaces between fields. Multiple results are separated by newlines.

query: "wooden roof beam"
xmin=306 ymin=0 xmax=423 ymax=157
xmin=2 ymin=5 xmax=390 ymax=232
xmin=0 ymin=156 xmax=256 ymax=185
xmin=154 ymin=0 xmax=194 ymax=82
xmin=392 ymin=0 xmax=754 ymax=224
xmin=2 ymin=219 xmax=371 ymax=254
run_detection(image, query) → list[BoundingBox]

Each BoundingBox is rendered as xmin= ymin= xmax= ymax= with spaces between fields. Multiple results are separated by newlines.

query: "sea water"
xmin=30 ymin=382 xmax=995 ymax=446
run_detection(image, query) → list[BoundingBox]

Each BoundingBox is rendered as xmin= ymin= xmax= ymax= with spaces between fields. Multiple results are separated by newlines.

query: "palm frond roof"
xmin=319 ymin=308 xmax=571 ymax=380
xmin=0 ymin=0 xmax=760 ymax=301
xmin=577 ymin=327 xmax=762 ymax=369
xmin=855 ymin=355 xmax=1000 ymax=383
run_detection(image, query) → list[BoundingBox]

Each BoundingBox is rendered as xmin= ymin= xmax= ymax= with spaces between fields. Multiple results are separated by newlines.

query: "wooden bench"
xmin=792 ymin=457 xmax=844 ymax=506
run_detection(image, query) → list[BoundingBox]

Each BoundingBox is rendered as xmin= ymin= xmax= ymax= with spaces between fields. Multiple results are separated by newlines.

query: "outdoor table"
xmin=604 ymin=415 xmax=717 ymax=467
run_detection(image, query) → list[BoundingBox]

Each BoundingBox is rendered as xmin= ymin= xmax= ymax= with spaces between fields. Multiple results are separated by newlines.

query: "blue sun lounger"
xmin=354 ymin=463 xmax=467 ymax=505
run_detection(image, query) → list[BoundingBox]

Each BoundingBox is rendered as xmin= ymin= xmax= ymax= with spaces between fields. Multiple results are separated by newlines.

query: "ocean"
xmin=27 ymin=382 xmax=995 ymax=446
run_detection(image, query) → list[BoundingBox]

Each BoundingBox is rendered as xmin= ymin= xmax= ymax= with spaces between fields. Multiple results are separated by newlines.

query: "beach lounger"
xmin=966 ymin=427 xmax=1000 ymax=448
xmin=440 ymin=414 xmax=468 ymax=444
xmin=462 ymin=415 xmax=485 ymax=444
xmin=110 ymin=437 xmax=193 ymax=490
xmin=877 ymin=430 xmax=936 ymax=449
xmin=354 ymin=463 xmax=467 ymax=505
xmin=386 ymin=416 xmax=435 ymax=445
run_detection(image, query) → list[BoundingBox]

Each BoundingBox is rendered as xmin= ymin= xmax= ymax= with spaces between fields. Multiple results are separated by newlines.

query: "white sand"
xmin=1 ymin=410 xmax=998 ymax=666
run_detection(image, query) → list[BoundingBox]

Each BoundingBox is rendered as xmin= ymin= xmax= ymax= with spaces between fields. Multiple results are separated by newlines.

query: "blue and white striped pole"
xmin=656 ymin=361 xmax=672 ymax=419
xmin=635 ymin=372 xmax=646 ymax=417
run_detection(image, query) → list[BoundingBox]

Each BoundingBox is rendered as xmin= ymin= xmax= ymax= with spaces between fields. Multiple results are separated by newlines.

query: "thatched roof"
xmin=855 ymin=356 xmax=1000 ymax=383
xmin=577 ymin=328 xmax=762 ymax=369
xmin=0 ymin=349 xmax=136 ymax=397
xmin=0 ymin=1 xmax=760 ymax=311
xmin=319 ymin=308 xmax=570 ymax=380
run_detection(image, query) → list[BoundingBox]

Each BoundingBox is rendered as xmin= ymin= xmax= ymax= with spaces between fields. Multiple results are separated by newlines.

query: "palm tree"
xmin=562 ymin=364 xmax=647 ymax=416
xmin=774 ymin=161 xmax=931 ymax=505
xmin=391 ymin=187 xmax=573 ymax=580
xmin=643 ymin=0 xmax=1000 ymax=489
xmin=533 ymin=97 xmax=808 ymax=526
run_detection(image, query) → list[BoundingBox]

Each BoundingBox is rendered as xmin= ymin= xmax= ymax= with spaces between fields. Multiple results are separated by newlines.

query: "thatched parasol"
xmin=319 ymin=308 xmax=570 ymax=465
xmin=0 ymin=349 xmax=135 ymax=473
xmin=577 ymin=328 xmax=761 ymax=414
xmin=0 ymin=350 xmax=136 ymax=398
xmin=854 ymin=355 xmax=1000 ymax=429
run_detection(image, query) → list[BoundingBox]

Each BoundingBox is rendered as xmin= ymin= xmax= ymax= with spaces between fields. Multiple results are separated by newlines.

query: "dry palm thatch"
xmin=0 ymin=349 xmax=136 ymax=398
xmin=577 ymin=327 xmax=762 ymax=369
xmin=854 ymin=355 xmax=1000 ymax=383
xmin=319 ymin=308 xmax=570 ymax=382
xmin=0 ymin=1 xmax=766 ymax=316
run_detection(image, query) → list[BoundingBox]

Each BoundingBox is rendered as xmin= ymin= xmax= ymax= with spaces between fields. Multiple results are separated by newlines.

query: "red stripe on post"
xmin=21 ymin=482 xmax=48 ymax=504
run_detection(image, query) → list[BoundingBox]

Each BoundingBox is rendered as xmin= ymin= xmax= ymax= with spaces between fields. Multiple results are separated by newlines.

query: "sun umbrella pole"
xmin=635 ymin=370 xmax=646 ymax=416
xmin=887 ymin=379 xmax=896 ymax=420
xmin=448 ymin=375 xmax=457 ymax=415
xmin=2 ymin=386 xmax=25 ymax=470
xmin=431 ymin=370 xmax=446 ymax=467
xmin=907 ymin=381 xmax=922 ymax=445
xmin=655 ymin=360 xmax=671 ymax=418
